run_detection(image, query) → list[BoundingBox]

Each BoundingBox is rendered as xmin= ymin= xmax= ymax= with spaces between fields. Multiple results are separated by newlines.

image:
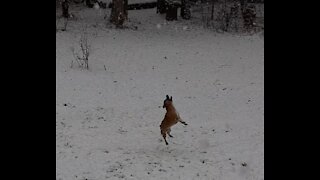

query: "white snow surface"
xmin=56 ymin=6 xmax=264 ymax=180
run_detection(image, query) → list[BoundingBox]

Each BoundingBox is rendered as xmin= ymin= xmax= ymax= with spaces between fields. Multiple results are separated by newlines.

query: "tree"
xmin=157 ymin=0 xmax=167 ymax=14
xmin=181 ymin=0 xmax=191 ymax=20
xmin=211 ymin=0 xmax=215 ymax=20
xmin=110 ymin=0 xmax=127 ymax=27
xmin=61 ymin=0 xmax=70 ymax=18
xmin=240 ymin=0 xmax=247 ymax=12
xmin=124 ymin=0 xmax=128 ymax=19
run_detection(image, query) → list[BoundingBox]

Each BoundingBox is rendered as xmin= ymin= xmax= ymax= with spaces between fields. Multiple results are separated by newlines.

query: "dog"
xmin=160 ymin=95 xmax=187 ymax=145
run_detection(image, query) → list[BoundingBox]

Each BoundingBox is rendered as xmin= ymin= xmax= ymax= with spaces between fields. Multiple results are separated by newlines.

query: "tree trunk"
xmin=110 ymin=0 xmax=126 ymax=27
xmin=86 ymin=0 xmax=94 ymax=8
xmin=166 ymin=5 xmax=178 ymax=21
xmin=211 ymin=0 xmax=215 ymax=20
xmin=181 ymin=0 xmax=191 ymax=20
xmin=124 ymin=0 xmax=128 ymax=19
xmin=62 ymin=0 xmax=69 ymax=18
xmin=240 ymin=0 xmax=247 ymax=12
xmin=157 ymin=0 xmax=167 ymax=14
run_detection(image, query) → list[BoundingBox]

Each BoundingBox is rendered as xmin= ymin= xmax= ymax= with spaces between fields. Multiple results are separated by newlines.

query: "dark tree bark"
xmin=157 ymin=0 xmax=167 ymax=14
xmin=166 ymin=1 xmax=178 ymax=21
xmin=242 ymin=4 xmax=256 ymax=30
xmin=211 ymin=0 xmax=215 ymax=20
xmin=86 ymin=0 xmax=94 ymax=8
xmin=110 ymin=0 xmax=126 ymax=27
xmin=181 ymin=0 xmax=191 ymax=20
xmin=124 ymin=0 xmax=128 ymax=19
xmin=62 ymin=0 xmax=70 ymax=18
xmin=240 ymin=0 xmax=247 ymax=12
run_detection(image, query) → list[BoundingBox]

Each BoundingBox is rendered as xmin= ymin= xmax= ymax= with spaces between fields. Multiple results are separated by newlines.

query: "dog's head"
xmin=163 ymin=95 xmax=173 ymax=108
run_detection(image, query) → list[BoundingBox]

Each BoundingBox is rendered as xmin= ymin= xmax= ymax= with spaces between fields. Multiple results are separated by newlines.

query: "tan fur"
xmin=160 ymin=95 xmax=187 ymax=145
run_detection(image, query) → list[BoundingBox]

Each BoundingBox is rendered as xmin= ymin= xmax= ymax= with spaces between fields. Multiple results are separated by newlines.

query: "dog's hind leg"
xmin=167 ymin=128 xmax=173 ymax=138
xmin=161 ymin=130 xmax=169 ymax=145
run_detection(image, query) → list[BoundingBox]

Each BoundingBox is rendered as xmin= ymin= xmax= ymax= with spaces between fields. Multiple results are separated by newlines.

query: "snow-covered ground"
xmin=56 ymin=4 xmax=264 ymax=180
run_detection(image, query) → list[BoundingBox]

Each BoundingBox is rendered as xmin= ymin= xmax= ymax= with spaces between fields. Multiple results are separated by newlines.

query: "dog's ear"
xmin=170 ymin=96 xmax=172 ymax=101
xmin=166 ymin=95 xmax=169 ymax=100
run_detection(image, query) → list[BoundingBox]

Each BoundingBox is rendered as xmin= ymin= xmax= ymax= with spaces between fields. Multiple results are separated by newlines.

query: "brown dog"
xmin=160 ymin=95 xmax=188 ymax=145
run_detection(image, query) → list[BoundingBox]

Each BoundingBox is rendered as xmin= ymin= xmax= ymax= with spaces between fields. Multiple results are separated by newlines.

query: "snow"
xmin=56 ymin=5 xmax=264 ymax=180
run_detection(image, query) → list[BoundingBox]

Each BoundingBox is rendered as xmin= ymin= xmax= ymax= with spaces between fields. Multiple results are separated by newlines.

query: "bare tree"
xmin=124 ymin=0 xmax=128 ymax=19
xmin=211 ymin=0 xmax=215 ymax=20
xmin=181 ymin=0 xmax=191 ymax=20
xmin=240 ymin=0 xmax=247 ymax=12
xmin=110 ymin=0 xmax=127 ymax=27
xmin=61 ymin=0 xmax=70 ymax=18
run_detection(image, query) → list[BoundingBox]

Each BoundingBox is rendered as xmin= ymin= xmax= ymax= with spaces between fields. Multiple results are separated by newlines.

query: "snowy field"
xmin=56 ymin=4 xmax=264 ymax=180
